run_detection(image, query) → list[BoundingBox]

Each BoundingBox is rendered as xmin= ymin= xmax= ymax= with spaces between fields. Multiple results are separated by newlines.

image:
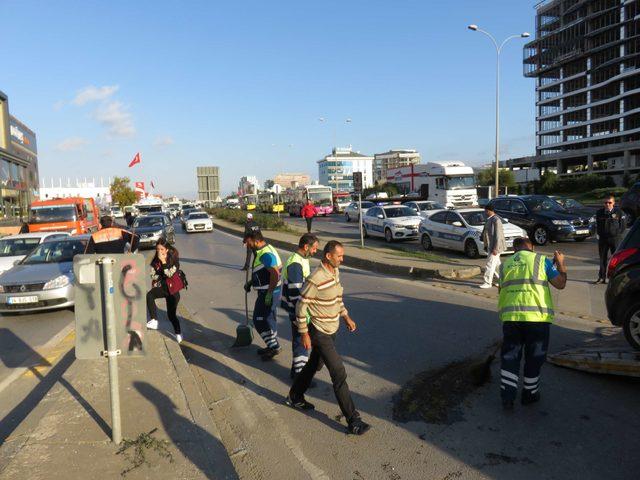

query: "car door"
xmin=445 ymin=211 xmax=468 ymax=251
xmin=425 ymin=211 xmax=448 ymax=247
xmin=507 ymin=199 xmax=532 ymax=230
xmin=364 ymin=207 xmax=381 ymax=237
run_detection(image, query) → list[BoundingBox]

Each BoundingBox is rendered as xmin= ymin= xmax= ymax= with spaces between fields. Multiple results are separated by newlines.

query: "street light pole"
xmin=468 ymin=25 xmax=529 ymax=198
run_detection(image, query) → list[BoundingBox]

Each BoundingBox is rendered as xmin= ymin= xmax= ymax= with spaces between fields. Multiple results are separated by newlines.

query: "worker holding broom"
xmin=498 ymin=237 xmax=567 ymax=410
xmin=243 ymin=230 xmax=283 ymax=360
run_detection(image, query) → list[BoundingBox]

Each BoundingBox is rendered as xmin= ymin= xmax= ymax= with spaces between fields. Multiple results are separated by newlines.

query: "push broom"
xmin=233 ymin=266 xmax=254 ymax=347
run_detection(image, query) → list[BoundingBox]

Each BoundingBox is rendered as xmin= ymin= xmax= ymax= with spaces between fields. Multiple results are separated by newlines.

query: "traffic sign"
xmin=353 ymin=171 xmax=363 ymax=194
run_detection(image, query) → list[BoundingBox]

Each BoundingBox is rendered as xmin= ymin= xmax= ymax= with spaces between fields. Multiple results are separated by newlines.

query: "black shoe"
xmin=347 ymin=418 xmax=371 ymax=436
xmin=285 ymin=395 xmax=315 ymax=411
xmin=260 ymin=347 xmax=281 ymax=360
xmin=257 ymin=347 xmax=270 ymax=355
xmin=502 ymin=398 xmax=515 ymax=411
xmin=521 ymin=391 xmax=540 ymax=406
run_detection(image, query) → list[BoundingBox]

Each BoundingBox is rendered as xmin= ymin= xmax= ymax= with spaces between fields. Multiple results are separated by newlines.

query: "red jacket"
xmin=301 ymin=204 xmax=316 ymax=218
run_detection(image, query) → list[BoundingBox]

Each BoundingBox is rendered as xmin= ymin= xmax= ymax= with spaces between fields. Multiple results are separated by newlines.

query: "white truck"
xmin=387 ymin=161 xmax=478 ymax=208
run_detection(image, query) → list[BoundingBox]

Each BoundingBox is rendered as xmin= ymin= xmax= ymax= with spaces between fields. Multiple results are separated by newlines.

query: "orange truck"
xmin=28 ymin=197 xmax=101 ymax=234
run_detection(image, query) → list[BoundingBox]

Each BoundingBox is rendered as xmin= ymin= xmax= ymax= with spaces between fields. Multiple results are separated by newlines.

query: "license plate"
xmin=576 ymin=229 xmax=590 ymax=235
xmin=506 ymin=240 xmax=514 ymax=247
xmin=8 ymin=296 xmax=39 ymax=304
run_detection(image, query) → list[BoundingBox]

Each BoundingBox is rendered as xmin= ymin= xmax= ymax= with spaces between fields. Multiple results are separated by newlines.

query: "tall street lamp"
xmin=468 ymin=25 xmax=530 ymax=197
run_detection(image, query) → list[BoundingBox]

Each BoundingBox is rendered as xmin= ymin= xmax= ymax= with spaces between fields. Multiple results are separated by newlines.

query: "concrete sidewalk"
xmin=0 ymin=328 xmax=237 ymax=479
xmin=212 ymin=217 xmax=482 ymax=280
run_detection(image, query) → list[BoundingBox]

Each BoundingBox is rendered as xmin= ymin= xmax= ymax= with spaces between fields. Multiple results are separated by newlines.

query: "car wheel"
xmin=385 ymin=228 xmax=393 ymax=243
xmin=574 ymin=237 xmax=586 ymax=242
xmin=531 ymin=226 xmax=549 ymax=246
xmin=421 ymin=233 xmax=433 ymax=251
xmin=363 ymin=226 xmax=369 ymax=238
xmin=465 ymin=239 xmax=480 ymax=259
xmin=622 ymin=302 xmax=640 ymax=351
xmin=345 ymin=213 xmax=351 ymax=222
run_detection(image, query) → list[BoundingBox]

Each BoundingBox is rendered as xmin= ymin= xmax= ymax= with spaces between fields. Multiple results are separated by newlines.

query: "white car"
xmin=404 ymin=200 xmax=446 ymax=218
xmin=363 ymin=205 xmax=422 ymax=243
xmin=110 ymin=207 xmax=124 ymax=219
xmin=344 ymin=201 xmax=376 ymax=222
xmin=0 ymin=232 xmax=71 ymax=275
xmin=184 ymin=212 xmax=213 ymax=233
xmin=419 ymin=208 xmax=527 ymax=258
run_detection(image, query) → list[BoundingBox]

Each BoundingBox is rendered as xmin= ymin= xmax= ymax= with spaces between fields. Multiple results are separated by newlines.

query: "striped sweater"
xmin=295 ymin=263 xmax=348 ymax=335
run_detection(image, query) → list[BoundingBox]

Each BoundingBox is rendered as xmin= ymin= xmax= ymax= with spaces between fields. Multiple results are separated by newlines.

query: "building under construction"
xmin=508 ymin=0 xmax=640 ymax=182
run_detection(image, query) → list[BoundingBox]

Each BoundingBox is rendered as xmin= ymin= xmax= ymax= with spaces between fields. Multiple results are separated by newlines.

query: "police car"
xmin=419 ymin=208 xmax=527 ymax=258
xmin=363 ymin=205 xmax=422 ymax=243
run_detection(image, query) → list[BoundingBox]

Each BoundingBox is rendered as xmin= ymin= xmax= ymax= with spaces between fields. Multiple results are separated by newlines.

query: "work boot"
xmin=521 ymin=391 xmax=541 ymax=406
xmin=260 ymin=346 xmax=281 ymax=360
xmin=285 ymin=395 xmax=315 ymax=411
xmin=347 ymin=418 xmax=371 ymax=436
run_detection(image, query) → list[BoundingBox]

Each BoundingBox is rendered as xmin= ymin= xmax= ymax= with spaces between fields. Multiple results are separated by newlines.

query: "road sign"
xmin=74 ymin=254 xmax=148 ymax=360
xmin=353 ymin=171 xmax=363 ymax=194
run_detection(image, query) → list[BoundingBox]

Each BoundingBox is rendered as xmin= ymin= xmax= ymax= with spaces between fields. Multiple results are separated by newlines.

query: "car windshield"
xmin=29 ymin=206 xmax=77 ymax=223
xmin=22 ymin=240 xmax=87 ymax=264
xmin=524 ymin=197 xmax=566 ymax=212
xmin=0 ymin=238 xmax=42 ymax=257
xmin=385 ymin=207 xmax=418 ymax=218
xmin=189 ymin=213 xmax=208 ymax=219
xmin=134 ymin=217 xmax=164 ymax=228
xmin=308 ymin=191 xmax=332 ymax=207
xmin=557 ymin=198 xmax=583 ymax=209
xmin=417 ymin=202 xmax=445 ymax=211
xmin=445 ymin=176 xmax=476 ymax=190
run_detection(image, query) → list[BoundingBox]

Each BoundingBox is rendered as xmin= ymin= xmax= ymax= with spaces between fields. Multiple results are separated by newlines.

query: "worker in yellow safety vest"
xmin=497 ymin=236 xmax=567 ymax=410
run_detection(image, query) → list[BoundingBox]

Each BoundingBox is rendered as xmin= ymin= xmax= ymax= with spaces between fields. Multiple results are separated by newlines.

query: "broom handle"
xmin=244 ymin=267 xmax=250 ymax=326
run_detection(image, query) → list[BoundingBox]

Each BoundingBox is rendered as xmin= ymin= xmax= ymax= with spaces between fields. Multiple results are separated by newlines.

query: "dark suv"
xmin=605 ymin=220 xmax=640 ymax=350
xmin=487 ymin=195 xmax=595 ymax=245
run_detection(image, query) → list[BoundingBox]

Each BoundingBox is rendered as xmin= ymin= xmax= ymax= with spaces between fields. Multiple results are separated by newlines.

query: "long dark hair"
xmin=152 ymin=238 xmax=178 ymax=264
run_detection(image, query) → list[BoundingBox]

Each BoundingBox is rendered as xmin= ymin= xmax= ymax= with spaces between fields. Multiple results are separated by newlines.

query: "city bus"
xmin=287 ymin=185 xmax=333 ymax=216
xmin=258 ymin=192 xmax=285 ymax=214
xmin=241 ymin=194 xmax=258 ymax=211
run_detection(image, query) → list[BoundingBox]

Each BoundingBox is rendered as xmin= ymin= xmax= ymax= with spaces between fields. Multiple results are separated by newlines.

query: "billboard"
xmin=9 ymin=116 xmax=37 ymax=155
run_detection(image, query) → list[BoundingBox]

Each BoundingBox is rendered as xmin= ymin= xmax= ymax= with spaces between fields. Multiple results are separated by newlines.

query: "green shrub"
xmin=538 ymin=173 xmax=614 ymax=194
xmin=207 ymin=208 xmax=290 ymax=231
xmin=590 ymin=187 xmax=627 ymax=199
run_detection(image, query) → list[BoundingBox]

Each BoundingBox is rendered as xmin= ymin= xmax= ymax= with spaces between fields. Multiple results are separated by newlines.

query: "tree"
xmin=476 ymin=168 xmax=516 ymax=189
xmin=110 ymin=176 xmax=137 ymax=206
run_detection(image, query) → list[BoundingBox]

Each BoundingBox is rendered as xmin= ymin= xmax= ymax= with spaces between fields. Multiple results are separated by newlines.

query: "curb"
xmin=212 ymin=220 xmax=481 ymax=281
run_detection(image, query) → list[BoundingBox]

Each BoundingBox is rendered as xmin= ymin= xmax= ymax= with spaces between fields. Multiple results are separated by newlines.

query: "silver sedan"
xmin=344 ymin=201 xmax=376 ymax=222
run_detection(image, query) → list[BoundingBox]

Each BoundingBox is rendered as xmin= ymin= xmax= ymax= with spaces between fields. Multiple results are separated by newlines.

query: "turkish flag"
xmin=128 ymin=152 xmax=141 ymax=168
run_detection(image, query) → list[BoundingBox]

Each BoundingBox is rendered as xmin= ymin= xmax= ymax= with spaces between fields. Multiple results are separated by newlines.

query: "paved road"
xmin=172 ymin=227 xmax=638 ymax=479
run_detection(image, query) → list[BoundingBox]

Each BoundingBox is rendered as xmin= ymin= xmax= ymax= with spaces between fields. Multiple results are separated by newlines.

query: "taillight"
xmin=607 ymin=248 xmax=639 ymax=278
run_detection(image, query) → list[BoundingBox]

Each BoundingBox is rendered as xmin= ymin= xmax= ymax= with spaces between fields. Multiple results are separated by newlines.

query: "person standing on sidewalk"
xmin=286 ymin=240 xmax=371 ymax=435
xmin=244 ymin=230 xmax=283 ymax=359
xmin=498 ymin=237 xmax=567 ymax=410
xmin=242 ymin=213 xmax=261 ymax=271
xmin=146 ymin=238 xmax=185 ymax=343
xmin=479 ymin=204 xmax=506 ymax=289
xmin=595 ymin=194 xmax=625 ymax=284
xmin=301 ymin=200 xmax=317 ymax=233
xmin=281 ymin=233 xmax=319 ymax=378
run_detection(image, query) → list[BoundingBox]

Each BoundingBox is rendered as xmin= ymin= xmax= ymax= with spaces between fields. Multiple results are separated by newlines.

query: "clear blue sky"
xmin=2 ymin=0 xmax=540 ymax=197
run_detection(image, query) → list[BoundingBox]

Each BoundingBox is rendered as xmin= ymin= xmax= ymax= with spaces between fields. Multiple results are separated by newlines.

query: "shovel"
xmin=233 ymin=267 xmax=254 ymax=347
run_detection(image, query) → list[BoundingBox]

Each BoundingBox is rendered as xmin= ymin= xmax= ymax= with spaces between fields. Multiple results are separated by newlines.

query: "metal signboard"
xmin=353 ymin=171 xmax=363 ymax=194
xmin=74 ymin=254 xmax=148 ymax=360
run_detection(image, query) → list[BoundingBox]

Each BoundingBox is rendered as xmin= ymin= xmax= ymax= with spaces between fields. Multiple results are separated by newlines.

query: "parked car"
xmin=132 ymin=215 xmax=176 ymax=248
xmin=605 ymin=219 xmax=640 ymax=350
xmin=549 ymin=196 xmax=597 ymax=218
xmin=487 ymin=195 xmax=595 ymax=245
xmin=0 ymin=235 xmax=89 ymax=312
xmin=362 ymin=205 xmax=421 ymax=243
xmin=620 ymin=182 xmax=640 ymax=226
xmin=344 ymin=201 xmax=375 ymax=222
xmin=110 ymin=206 xmax=125 ymax=219
xmin=419 ymin=209 xmax=527 ymax=258
xmin=0 ymin=232 xmax=71 ymax=275
xmin=184 ymin=212 xmax=213 ymax=233
xmin=404 ymin=200 xmax=446 ymax=218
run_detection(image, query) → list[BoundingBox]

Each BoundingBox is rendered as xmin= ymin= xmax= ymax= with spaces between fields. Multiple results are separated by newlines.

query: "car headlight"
xmin=153 ymin=230 xmax=163 ymax=237
xmin=44 ymin=274 xmax=71 ymax=290
xmin=551 ymin=220 xmax=570 ymax=226
xmin=589 ymin=216 xmax=595 ymax=223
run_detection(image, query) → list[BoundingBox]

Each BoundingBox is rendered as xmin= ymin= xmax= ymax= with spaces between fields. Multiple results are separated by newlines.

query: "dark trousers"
xmin=500 ymin=322 xmax=550 ymax=402
xmin=147 ymin=287 xmax=181 ymax=334
xmin=290 ymin=326 xmax=358 ymax=423
xmin=305 ymin=217 xmax=313 ymax=233
xmin=598 ymin=236 xmax=618 ymax=279
xmin=288 ymin=311 xmax=310 ymax=374
xmin=243 ymin=246 xmax=253 ymax=269
xmin=253 ymin=292 xmax=280 ymax=350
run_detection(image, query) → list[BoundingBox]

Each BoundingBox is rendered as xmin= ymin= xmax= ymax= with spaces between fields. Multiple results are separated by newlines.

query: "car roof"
xmin=381 ymin=204 xmax=411 ymax=209
xmin=455 ymin=208 xmax=484 ymax=213
xmin=3 ymin=232 xmax=69 ymax=240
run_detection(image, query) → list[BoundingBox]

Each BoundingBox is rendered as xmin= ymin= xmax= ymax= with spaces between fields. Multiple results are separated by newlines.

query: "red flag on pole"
xmin=128 ymin=152 xmax=141 ymax=168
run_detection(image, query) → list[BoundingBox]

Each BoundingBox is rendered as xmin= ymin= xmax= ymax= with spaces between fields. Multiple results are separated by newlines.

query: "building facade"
xmin=511 ymin=0 xmax=640 ymax=182
xmin=273 ymin=172 xmax=311 ymax=189
xmin=317 ymin=147 xmax=374 ymax=192
xmin=238 ymin=175 xmax=259 ymax=195
xmin=0 ymin=91 xmax=39 ymax=225
xmin=373 ymin=149 xmax=421 ymax=183
xmin=39 ymin=177 xmax=112 ymax=208
xmin=196 ymin=166 xmax=220 ymax=207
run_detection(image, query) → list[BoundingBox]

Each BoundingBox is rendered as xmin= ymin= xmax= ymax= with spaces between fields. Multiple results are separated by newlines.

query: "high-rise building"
xmin=373 ymin=149 xmax=421 ymax=183
xmin=196 ymin=166 xmax=220 ymax=207
xmin=510 ymin=0 xmax=640 ymax=181
xmin=317 ymin=147 xmax=374 ymax=192
xmin=273 ymin=173 xmax=311 ymax=189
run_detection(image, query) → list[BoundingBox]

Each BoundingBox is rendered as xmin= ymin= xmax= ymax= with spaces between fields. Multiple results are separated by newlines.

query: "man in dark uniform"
xmin=595 ymin=195 xmax=625 ymax=284
xmin=241 ymin=213 xmax=261 ymax=270
xmin=86 ymin=215 xmax=140 ymax=254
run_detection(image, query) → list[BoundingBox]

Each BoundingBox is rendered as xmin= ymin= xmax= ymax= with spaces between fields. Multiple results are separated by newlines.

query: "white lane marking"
xmin=0 ymin=322 xmax=73 ymax=394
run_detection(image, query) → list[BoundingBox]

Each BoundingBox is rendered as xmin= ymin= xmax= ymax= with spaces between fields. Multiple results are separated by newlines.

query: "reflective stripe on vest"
xmin=252 ymin=244 xmax=282 ymax=290
xmin=498 ymin=250 xmax=555 ymax=323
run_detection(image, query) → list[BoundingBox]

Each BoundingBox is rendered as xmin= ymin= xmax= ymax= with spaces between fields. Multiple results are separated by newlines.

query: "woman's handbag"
xmin=166 ymin=270 xmax=185 ymax=295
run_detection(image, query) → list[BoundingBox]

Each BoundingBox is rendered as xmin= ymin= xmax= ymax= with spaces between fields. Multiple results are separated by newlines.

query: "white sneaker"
xmin=478 ymin=283 xmax=492 ymax=289
xmin=147 ymin=319 xmax=158 ymax=330
xmin=175 ymin=334 xmax=183 ymax=344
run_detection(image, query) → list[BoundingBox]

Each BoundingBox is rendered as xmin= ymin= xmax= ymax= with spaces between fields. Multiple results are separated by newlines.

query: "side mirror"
xmin=377 ymin=214 xmax=384 ymax=219
xmin=452 ymin=221 xmax=463 ymax=227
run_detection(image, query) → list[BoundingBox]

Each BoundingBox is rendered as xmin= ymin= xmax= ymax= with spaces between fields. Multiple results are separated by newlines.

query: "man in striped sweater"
xmin=286 ymin=240 xmax=370 ymax=435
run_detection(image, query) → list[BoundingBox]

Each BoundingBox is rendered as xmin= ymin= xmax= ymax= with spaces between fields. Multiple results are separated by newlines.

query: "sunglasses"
xmin=605 ymin=201 xmax=613 ymax=204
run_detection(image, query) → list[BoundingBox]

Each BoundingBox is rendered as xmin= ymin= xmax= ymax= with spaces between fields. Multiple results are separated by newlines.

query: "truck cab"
xmin=28 ymin=197 xmax=100 ymax=234
xmin=423 ymin=162 xmax=478 ymax=208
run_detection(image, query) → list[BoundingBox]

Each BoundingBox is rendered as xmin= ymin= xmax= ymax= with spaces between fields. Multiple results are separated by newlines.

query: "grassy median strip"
xmin=208 ymin=208 xmax=297 ymax=233
xmin=355 ymin=245 xmax=456 ymax=263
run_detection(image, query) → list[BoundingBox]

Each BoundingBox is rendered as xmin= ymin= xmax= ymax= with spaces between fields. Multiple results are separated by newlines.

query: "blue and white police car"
xmin=363 ymin=205 xmax=422 ymax=243
xmin=419 ymin=208 xmax=527 ymax=258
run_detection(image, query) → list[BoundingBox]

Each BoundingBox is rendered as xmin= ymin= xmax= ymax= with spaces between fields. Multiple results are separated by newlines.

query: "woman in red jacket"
xmin=300 ymin=200 xmax=317 ymax=233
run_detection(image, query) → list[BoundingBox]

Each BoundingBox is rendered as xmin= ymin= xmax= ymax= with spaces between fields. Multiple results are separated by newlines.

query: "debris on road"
xmin=548 ymin=345 xmax=640 ymax=377
xmin=116 ymin=428 xmax=174 ymax=477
